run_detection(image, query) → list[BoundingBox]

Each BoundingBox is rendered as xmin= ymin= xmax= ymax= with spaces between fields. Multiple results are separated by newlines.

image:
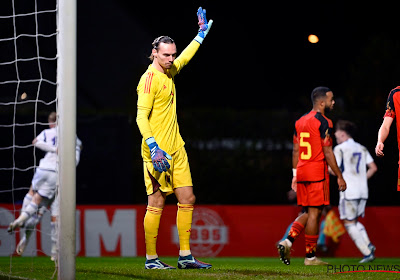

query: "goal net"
xmin=0 ymin=0 xmax=76 ymax=278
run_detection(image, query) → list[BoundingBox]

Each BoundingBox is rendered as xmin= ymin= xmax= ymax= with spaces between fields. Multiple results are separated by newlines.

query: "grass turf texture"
xmin=1 ymin=257 xmax=400 ymax=279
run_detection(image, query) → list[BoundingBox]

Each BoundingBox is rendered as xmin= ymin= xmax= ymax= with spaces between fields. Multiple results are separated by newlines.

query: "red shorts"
xmin=297 ymin=179 xmax=330 ymax=206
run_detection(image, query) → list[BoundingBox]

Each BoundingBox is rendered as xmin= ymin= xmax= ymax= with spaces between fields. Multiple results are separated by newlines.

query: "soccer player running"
xmin=278 ymin=87 xmax=347 ymax=266
xmin=376 ymin=86 xmax=400 ymax=189
xmin=332 ymin=120 xmax=377 ymax=263
xmin=136 ymin=7 xmax=213 ymax=269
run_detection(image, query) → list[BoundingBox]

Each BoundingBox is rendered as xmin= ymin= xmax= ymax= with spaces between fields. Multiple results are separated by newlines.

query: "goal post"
xmin=57 ymin=0 xmax=76 ymax=278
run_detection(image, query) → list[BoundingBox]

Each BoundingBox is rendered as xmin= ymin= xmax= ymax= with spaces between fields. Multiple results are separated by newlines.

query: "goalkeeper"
xmin=136 ymin=7 xmax=213 ymax=269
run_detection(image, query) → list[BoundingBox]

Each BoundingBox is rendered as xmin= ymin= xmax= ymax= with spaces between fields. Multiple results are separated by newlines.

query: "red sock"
xmin=305 ymin=234 xmax=318 ymax=258
xmin=287 ymin=221 xmax=305 ymax=243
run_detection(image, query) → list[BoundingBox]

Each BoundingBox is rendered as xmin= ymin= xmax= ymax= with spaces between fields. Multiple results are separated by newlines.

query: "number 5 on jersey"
xmin=300 ymin=132 xmax=312 ymax=160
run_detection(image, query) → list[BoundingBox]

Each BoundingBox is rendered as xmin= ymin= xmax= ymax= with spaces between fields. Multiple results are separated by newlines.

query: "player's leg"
xmin=286 ymin=212 xmax=307 ymax=246
xmin=174 ymin=186 xmax=195 ymax=257
xmin=145 ymin=190 xmax=166 ymax=259
xmin=174 ymin=186 xmax=211 ymax=269
xmin=342 ymin=199 xmax=374 ymax=263
xmin=8 ymin=192 xmax=42 ymax=232
xmin=16 ymin=186 xmax=36 ymax=254
xmin=9 ymin=170 xmax=55 ymax=232
xmin=145 ymin=191 xmax=174 ymax=269
xmin=16 ymin=209 xmax=44 ymax=255
xmin=356 ymin=221 xmax=375 ymax=253
xmin=317 ymin=219 xmax=327 ymax=252
xmin=278 ymin=212 xmax=307 ymax=265
xmin=344 ymin=220 xmax=373 ymax=261
xmin=278 ymin=222 xmax=293 ymax=244
xmin=172 ymin=147 xmax=211 ymax=269
xmin=143 ymin=161 xmax=175 ymax=269
xmin=302 ymin=180 xmax=329 ymax=265
xmin=355 ymin=199 xmax=375 ymax=253
xmin=50 ymin=195 xmax=59 ymax=261
xmin=304 ymin=206 xmax=322 ymax=259
xmin=21 ymin=186 xmax=34 ymax=212
xmin=278 ymin=182 xmax=308 ymax=265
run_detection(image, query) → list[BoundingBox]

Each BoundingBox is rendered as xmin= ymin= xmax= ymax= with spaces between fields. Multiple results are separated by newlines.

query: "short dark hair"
xmin=336 ymin=120 xmax=357 ymax=137
xmin=311 ymin=86 xmax=331 ymax=104
xmin=149 ymin=36 xmax=175 ymax=61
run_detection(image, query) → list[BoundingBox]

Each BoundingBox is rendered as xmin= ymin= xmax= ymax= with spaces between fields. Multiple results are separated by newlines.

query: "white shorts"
xmin=339 ymin=198 xmax=367 ymax=221
xmin=32 ymin=168 xmax=57 ymax=199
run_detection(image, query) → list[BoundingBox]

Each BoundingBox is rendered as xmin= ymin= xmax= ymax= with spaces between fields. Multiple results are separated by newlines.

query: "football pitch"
xmin=1 ymin=257 xmax=400 ymax=280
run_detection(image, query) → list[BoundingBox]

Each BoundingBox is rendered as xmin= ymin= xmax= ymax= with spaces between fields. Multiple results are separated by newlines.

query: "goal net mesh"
xmin=0 ymin=0 xmax=58 ymax=269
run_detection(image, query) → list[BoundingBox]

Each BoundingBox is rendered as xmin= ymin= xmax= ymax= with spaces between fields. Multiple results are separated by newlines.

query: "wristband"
xmin=292 ymin=168 xmax=297 ymax=177
xmin=145 ymin=137 xmax=156 ymax=146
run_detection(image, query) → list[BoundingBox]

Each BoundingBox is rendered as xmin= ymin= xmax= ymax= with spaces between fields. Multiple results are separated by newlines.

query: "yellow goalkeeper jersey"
xmin=136 ymin=40 xmax=200 ymax=161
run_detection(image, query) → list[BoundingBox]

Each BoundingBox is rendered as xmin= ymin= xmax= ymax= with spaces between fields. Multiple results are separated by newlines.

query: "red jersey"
xmin=383 ymin=86 xmax=400 ymax=163
xmin=293 ymin=110 xmax=333 ymax=182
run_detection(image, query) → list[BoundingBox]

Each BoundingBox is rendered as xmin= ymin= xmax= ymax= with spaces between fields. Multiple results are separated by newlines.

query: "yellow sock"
xmin=177 ymin=203 xmax=194 ymax=254
xmin=144 ymin=206 xmax=163 ymax=258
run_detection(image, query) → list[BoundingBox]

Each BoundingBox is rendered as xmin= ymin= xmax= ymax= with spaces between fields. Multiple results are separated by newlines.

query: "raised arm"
xmin=172 ymin=7 xmax=213 ymax=74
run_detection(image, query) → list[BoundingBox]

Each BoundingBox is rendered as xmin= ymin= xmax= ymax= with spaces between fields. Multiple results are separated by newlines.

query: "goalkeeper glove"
xmin=146 ymin=137 xmax=172 ymax=173
xmin=194 ymin=7 xmax=213 ymax=44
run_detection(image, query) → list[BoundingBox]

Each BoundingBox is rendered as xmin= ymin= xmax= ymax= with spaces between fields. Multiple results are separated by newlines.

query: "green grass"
xmin=1 ymin=257 xmax=400 ymax=280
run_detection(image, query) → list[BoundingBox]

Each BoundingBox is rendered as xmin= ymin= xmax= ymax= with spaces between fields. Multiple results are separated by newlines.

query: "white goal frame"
xmin=57 ymin=0 xmax=76 ymax=279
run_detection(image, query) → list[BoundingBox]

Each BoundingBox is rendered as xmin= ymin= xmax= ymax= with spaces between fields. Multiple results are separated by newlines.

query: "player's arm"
xmin=323 ymin=145 xmax=346 ymax=192
xmin=377 ymin=88 xmax=396 ymax=157
xmin=33 ymin=131 xmax=57 ymax=153
xmin=376 ymin=117 xmax=393 ymax=157
xmin=329 ymin=147 xmax=342 ymax=176
xmin=366 ymin=161 xmax=377 ymax=179
xmin=291 ymin=132 xmax=299 ymax=192
xmin=136 ymin=106 xmax=153 ymax=141
xmin=365 ymin=149 xmax=377 ymax=179
xmin=320 ymin=120 xmax=346 ymax=191
xmin=172 ymin=7 xmax=213 ymax=74
xmin=136 ymin=109 xmax=172 ymax=173
xmin=136 ymin=72 xmax=157 ymax=140
xmin=136 ymin=74 xmax=171 ymax=172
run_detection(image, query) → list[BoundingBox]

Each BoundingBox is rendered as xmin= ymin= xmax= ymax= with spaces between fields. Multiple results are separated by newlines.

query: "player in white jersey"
xmin=8 ymin=112 xmax=82 ymax=261
xmin=332 ymin=120 xmax=377 ymax=263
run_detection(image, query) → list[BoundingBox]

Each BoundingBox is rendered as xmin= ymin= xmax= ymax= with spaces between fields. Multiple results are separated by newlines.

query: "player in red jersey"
xmin=278 ymin=86 xmax=346 ymax=266
xmin=376 ymin=86 xmax=400 ymax=190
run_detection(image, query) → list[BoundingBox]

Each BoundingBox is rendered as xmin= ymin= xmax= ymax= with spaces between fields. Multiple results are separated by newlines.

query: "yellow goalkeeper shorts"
xmin=144 ymin=146 xmax=193 ymax=196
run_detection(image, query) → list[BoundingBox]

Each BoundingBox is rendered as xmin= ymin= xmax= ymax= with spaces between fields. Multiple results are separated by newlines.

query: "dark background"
xmin=1 ymin=1 xmax=400 ymax=206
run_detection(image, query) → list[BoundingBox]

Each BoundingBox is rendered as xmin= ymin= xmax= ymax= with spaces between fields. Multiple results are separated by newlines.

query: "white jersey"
xmin=333 ymin=138 xmax=374 ymax=199
xmin=35 ymin=127 xmax=82 ymax=171
xmin=35 ymin=127 xmax=58 ymax=171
